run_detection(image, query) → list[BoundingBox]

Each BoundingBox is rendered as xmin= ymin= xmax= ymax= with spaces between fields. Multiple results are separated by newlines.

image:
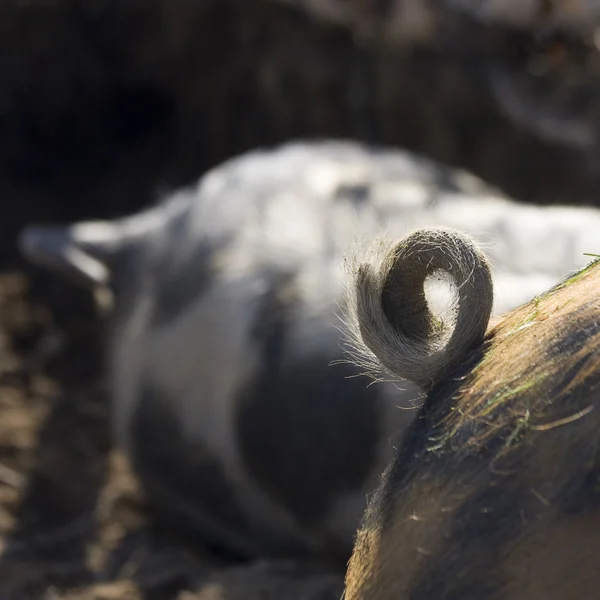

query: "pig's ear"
xmin=18 ymin=220 xmax=125 ymax=288
xmin=342 ymin=227 xmax=494 ymax=389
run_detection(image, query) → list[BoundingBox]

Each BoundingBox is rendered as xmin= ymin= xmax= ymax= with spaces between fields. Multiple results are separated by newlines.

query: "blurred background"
xmin=3 ymin=0 xmax=600 ymax=251
xmin=0 ymin=1 xmax=599 ymax=598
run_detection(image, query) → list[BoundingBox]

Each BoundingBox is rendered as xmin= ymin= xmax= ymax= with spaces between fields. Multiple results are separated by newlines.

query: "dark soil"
xmin=2 ymin=1 xmax=600 ymax=597
xmin=0 ymin=261 xmax=342 ymax=600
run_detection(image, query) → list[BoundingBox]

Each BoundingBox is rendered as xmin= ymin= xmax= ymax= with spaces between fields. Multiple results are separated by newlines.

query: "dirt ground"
xmin=4 ymin=2 xmax=600 ymax=598
xmin=0 ymin=260 xmax=343 ymax=598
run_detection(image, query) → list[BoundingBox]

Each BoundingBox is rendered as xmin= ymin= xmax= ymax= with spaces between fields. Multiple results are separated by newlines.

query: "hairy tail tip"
xmin=342 ymin=227 xmax=494 ymax=389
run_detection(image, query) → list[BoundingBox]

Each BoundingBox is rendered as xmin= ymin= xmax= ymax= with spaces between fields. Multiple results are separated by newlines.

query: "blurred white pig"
xmin=17 ymin=140 xmax=600 ymax=563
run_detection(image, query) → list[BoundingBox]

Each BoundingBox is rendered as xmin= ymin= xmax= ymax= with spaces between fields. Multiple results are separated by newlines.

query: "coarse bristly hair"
xmin=340 ymin=227 xmax=494 ymax=389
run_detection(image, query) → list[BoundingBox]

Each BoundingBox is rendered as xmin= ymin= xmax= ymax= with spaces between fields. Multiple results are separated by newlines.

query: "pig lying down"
xmin=343 ymin=229 xmax=600 ymax=599
xmin=17 ymin=140 xmax=600 ymax=563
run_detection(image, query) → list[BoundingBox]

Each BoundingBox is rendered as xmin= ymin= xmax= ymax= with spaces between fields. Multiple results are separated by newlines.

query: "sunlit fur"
xmin=344 ymin=243 xmax=600 ymax=600
xmin=342 ymin=227 xmax=493 ymax=388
